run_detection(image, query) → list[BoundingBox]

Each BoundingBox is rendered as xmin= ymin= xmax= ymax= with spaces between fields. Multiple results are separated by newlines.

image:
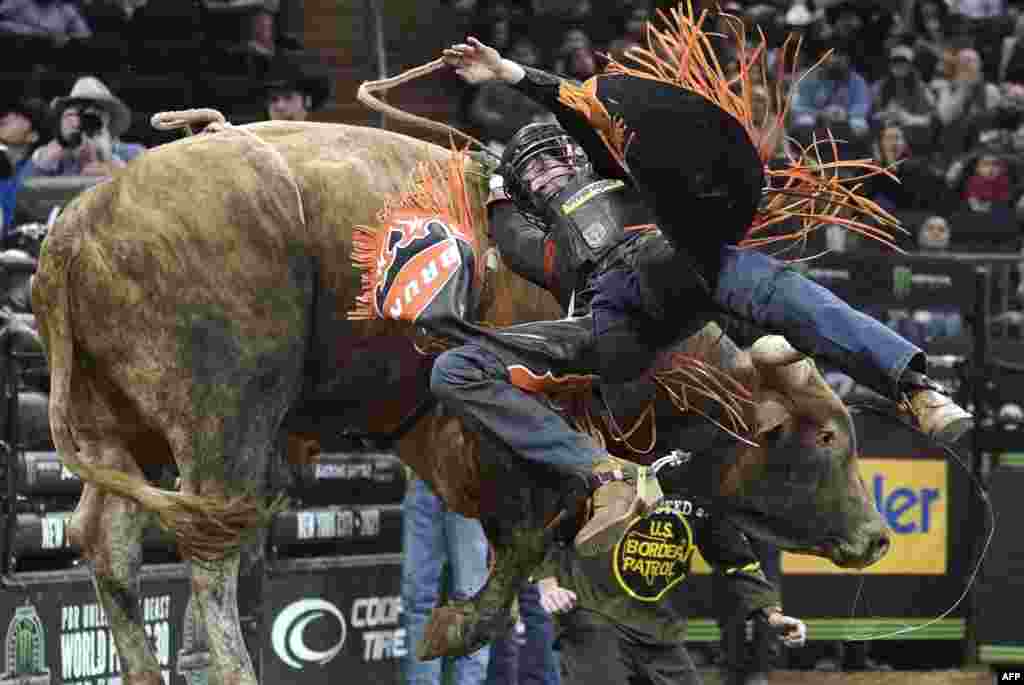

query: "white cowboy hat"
xmin=51 ymin=76 xmax=132 ymax=137
xmin=785 ymin=1 xmax=816 ymax=27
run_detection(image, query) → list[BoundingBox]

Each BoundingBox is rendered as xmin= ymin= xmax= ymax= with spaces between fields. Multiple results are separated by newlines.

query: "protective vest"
xmin=543 ymin=174 xmax=634 ymax=297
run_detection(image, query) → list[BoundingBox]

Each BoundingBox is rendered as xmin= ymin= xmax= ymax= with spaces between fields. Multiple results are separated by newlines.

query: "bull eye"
xmin=819 ymin=429 xmax=836 ymax=447
xmin=763 ymin=424 xmax=785 ymax=445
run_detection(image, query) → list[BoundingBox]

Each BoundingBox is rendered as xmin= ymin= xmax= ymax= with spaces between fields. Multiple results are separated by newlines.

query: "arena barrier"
xmin=0 ymin=245 xmax=1019 ymax=682
xmin=666 ymin=252 xmax=1021 ymax=666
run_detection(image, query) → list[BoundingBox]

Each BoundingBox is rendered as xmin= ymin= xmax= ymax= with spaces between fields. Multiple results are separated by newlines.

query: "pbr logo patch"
xmin=612 ymin=505 xmax=693 ymax=602
xmin=373 ymin=211 xmax=470 ymax=323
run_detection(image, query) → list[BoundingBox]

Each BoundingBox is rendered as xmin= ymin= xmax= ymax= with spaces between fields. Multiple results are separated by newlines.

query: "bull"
xmin=31 ymin=118 xmax=889 ymax=685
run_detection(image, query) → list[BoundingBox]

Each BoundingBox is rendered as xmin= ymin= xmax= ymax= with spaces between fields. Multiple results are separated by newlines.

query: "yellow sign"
xmin=783 ymin=459 xmax=947 ymax=575
xmin=612 ymin=505 xmax=694 ymax=601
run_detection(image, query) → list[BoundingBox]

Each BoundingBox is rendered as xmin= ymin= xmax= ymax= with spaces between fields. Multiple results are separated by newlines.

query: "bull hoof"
xmin=417 ymin=603 xmax=510 ymax=660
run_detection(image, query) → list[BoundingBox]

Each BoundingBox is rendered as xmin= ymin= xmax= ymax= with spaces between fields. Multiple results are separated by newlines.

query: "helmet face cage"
xmin=500 ymin=125 xmax=591 ymax=226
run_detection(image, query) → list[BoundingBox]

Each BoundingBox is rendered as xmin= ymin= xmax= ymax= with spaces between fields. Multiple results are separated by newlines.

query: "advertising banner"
xmin=263 ymin=554 xmax=403 ymax=684
xmin=0 ymin=565 xmax=190 ymax=685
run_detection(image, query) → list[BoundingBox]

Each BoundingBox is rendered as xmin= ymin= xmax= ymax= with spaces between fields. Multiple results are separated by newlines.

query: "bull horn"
xmin=750 ymin=336 xmax=806 ymax=368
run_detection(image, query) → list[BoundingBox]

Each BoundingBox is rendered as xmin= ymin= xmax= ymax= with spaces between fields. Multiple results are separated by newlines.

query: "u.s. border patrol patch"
xmin=612 ymin=505 xmax=694 ymax=602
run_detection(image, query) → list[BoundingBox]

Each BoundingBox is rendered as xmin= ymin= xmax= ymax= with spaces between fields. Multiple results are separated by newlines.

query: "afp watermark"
xmin=997 ymin=667 xmax=1024 ymax=681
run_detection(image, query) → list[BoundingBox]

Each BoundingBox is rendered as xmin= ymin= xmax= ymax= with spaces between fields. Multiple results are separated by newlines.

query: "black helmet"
xmin=499 ymin=122 xmax=591 ymax=219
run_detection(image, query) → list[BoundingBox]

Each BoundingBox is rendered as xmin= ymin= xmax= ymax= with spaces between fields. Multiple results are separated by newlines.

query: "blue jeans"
xmin=714 ymin=246 xmax=924 ymax=398
xmin=486 ymin=584 xmax=561 ymax=685
xmin=431 ymin=343 xmax=605 ymax=474
xmin=431 ymin=245 xmax=925 ymax=476
xmin=401 ymin=477 xmax=491 ymax=685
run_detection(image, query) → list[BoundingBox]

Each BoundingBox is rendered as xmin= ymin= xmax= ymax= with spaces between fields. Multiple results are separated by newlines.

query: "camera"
xmin=80 ymin=111 xmax=104 ymax=137
xmin=59 ymin=111 xmax=105 ymax=149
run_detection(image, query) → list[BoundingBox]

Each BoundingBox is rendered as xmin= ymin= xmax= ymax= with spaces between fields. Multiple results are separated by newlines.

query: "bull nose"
xmin=867 ymin=532 xmax=891 ymax=564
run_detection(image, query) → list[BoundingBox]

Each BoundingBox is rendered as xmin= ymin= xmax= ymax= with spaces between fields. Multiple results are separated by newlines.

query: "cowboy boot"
xmin=900 ymin=371 xmax=974 ymax=444
xmin=574 ymin=457 xmax=661 ymax=557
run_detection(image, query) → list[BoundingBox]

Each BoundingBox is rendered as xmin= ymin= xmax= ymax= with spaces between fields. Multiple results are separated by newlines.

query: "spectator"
xmin=824 ymin=2 xmax=895 ymax=82
xmin=262 ymin=56 xmax=331 ymax=122
xmin=202 ymin=2 xmax=295 ymax=74
xmin=485 ymin=583 xmax=560 ymax=685
xmin=947 ymin=152 xmax=1020 ymax=252
xmin=401 ymin=474 xmax=490 ymax=685
xmin=0 ymin=0 xmax=91 ymax=42
xmin=561 ymin=46 xmax=597 ymax=82
xmin=919 ymin=214 xmax=953 ymax=252
xmin=872 ymin=45 xmax=938 ymax=154
xmin=932 ymin=47 xmax=1002 ymax=164
xmin=782 ymin=0 xmax=824 ymax=69
xmin=473 ymin=3 xmax=515 ymax=56
xmin=26 ymin=76 xmax=142 ymax=178
xmin=0 ymin=96 xmax=47 ymax=234
xmin=999 ymin=12 xmax=1024 ymax=83
xmin=551 ymin=26 xmax=591 ymax=74
xmin=951 ymin=0 xmax=1007 ymax=20
xmin=953 ymin=152 xmax=1016 ymax=214
xmin=896 ymin=215 xmax=964 ymax=345
xmin=245 ymin=8 xmax=275 ymax=56
xmin=789 ymin=45 xmax=872 ymax=157
xmin=911 ymin=0 xmax=956 ymax=81
xmin=863 ymin=124 xmax=947 ymax=214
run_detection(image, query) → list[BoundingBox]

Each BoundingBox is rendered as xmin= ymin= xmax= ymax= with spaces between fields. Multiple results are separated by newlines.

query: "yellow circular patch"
xmin=612 ymin=505 xmax=694 ymax=602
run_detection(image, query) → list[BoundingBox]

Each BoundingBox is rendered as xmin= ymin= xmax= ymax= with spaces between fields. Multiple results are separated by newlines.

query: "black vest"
xmin=542 ymin=176 xmax=653 ymax=305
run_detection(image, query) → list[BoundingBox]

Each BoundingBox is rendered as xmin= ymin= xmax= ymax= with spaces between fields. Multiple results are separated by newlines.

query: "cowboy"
xmin=27 ymin=75 xmax=143 ymax=178
xmin=262 ymin=56 xmax=331 ymax=122
xmin=0 ymin=96 xmax=48 ymax=232
xmin=431 ymin=22 xmax=973 ymax=558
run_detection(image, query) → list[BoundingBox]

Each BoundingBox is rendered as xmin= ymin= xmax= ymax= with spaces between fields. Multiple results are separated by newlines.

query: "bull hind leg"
xmin=69 ymin=445 xmax=163 ymax=685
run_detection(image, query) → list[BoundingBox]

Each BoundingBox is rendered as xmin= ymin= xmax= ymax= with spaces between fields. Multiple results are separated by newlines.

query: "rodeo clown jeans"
xmin=430 ymin=242 xmax=926 ymax=475
xmin=401 ymin=477 xmax=491 ymax=685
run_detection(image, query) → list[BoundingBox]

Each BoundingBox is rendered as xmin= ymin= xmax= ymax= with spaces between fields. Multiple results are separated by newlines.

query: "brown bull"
xmin=31 ymin=119 xmax=888 ymax=685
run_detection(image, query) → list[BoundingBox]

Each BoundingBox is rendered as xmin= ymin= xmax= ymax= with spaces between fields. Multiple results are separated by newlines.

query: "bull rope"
xmin=150 ymin=108 xmax=229 ymax=135
xmin=150 ymin=109 xmax=309 ymax=233
xmin=356 ymin=58 xmax=497 ymax=159
xmin=840 ymin=411 xmax=995 ymax=642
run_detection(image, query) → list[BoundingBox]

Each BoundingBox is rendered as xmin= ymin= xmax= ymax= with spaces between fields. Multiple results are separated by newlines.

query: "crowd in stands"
xmin=2 ymin=2 xmax=1018 ymax=683
xmin=0 ymin=0 xmax=331 ymax=239
xmin=438 ymin=0 xmax=1024 ymax=348
xmin=3 ymin=1 xmax=1023 ymax=317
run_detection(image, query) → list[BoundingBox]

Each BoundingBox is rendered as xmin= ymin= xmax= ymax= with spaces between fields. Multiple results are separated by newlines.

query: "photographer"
xmin=26 ymin=76 xmax=141 ymax=178
xmin=0 ymin=96 xmax=47 ymax=233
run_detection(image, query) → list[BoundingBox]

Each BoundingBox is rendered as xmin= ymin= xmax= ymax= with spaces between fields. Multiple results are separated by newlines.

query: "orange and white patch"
xmin=507 ymin=364 xmax=597 ymax=394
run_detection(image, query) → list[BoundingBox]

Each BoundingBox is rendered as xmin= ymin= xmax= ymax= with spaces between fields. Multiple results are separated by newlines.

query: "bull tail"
xmin=37 ymin=227 xmax=281 ymax=562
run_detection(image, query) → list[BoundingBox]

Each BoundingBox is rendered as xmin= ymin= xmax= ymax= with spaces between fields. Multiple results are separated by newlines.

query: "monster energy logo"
xmin=893 ymin=266 xmax=912 ymax=299
xmin=0 ymin=603 xmax=50 ymax=685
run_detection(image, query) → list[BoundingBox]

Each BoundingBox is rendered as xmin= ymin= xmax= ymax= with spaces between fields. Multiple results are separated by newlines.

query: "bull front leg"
xmin=418 ymin=525 xmax=547 ymax=659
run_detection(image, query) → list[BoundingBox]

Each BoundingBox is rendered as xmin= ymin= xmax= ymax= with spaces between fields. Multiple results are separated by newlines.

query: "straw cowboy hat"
xmin=51 ymin=76 xmax=132 ymax=137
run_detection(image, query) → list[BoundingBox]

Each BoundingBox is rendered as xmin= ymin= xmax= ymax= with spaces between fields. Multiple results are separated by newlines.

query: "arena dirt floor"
xmin=695 ymin=669 xmax=994 ymax=684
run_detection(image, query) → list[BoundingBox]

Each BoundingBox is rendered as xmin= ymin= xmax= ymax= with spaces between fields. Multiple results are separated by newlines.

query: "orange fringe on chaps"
xmin=347 ymin=150 xmax=758 ymax=452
